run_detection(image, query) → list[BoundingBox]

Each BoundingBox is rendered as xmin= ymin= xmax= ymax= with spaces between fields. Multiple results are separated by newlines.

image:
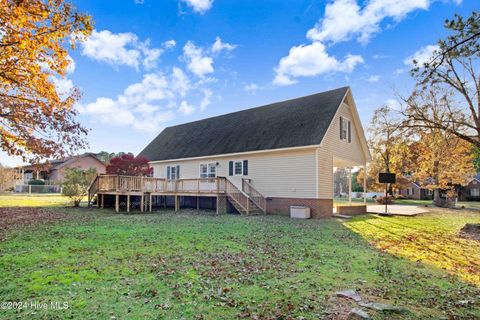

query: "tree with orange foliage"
xmin=0 ymin=0 xmax=92 ymax=162
xmin=403 ymin=87 xmax=476 ymax=205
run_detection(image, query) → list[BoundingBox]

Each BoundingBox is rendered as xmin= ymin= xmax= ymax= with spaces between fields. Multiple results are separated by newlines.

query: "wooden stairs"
xmin=223 ymin=177 xmax=266 ymax=215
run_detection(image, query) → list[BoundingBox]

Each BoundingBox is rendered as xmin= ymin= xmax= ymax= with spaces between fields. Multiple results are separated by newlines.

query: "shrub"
xmin=62 ymin=168 xmax=97 ymax=207
xmin=28 ymin=179 xmax=45 ymax=185
xmin=395 ymin=194 xmax=407 ymax=200
xmin=376 ymin=195 xmax=395 ymax=204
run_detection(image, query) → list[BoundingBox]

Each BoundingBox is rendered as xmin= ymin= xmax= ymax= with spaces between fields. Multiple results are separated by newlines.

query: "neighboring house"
xmin=398 ymin=181 xmax=433 ymax=200
xmin=460 ymin=173 xmax=480 ymax=201
xmin=134 ymin=86 xmax=371 ymax=218
xmin=18 ymin=153 xmax=106 ymax=183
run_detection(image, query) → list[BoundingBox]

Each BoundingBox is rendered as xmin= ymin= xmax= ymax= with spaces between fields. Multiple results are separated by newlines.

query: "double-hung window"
xmin=167 ymin=165 xmax=180 ymax=180
xmin=228 ymin=160 xmax=248 ymax=176
xmin=199 ymin=163 xmax=216 ymax=178
xmin=340 ymin=116 xmax=352 ymax=143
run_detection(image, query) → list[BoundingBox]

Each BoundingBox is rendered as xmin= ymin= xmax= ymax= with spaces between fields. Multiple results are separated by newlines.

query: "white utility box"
xmin=290 ymin=206 xmax=311 ymax=219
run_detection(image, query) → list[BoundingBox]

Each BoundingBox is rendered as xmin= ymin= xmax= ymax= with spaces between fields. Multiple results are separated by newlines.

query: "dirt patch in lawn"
xmin=0 ymin=207 xmax=82 ymax=240
xmin=459 ymin=223 xmax=480 ymax=242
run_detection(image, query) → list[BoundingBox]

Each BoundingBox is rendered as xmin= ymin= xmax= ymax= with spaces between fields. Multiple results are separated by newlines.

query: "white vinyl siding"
xmin=317 ymin=98 xmax=368 ymax=199
xmin=152 ymin=148 xmax=317 ymax=198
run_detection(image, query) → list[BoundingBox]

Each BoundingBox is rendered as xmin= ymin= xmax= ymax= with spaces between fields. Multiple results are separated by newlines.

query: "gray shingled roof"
xmin=139 ymin=87 xmax=349 ymax=161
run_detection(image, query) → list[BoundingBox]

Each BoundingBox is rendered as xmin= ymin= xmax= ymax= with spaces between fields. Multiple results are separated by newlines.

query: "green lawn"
xmin=0 ymin=193 xmax=73 ymax=207
xmin=335 ymin=197 xmax=480 ymax=209
xmin=0 ymin=197 xmax=479 ymax=319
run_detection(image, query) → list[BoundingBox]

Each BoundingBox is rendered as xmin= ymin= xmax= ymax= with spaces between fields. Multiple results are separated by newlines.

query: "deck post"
xmin=175 ymin=196 xmax=179 ymax=212
xmin=197 ymin=196 xmax=200 ymax=211
xmin=363 ymin=165 xmax=367 ymax=204
xmin=97 ymin=194 xmax=100 ymax=208
xmin=149 ymin=194 xmax=152 ymax=212
xmin=127 ymin=194 xmax=130 ymax=213
xmin=140 ymin=194 xmax=144 ymax=212
xmin=164 ymin=196 xmax=167 ymax=209
xmin=101 ymin=193 xmax=104 ymax=209
xmin=115 ymin=194 xmax=119 ymax=213
xmin=88 ymin=192 xmax=91 ymax=207
xmin=348 ymin=167 xmax=352 ymax=206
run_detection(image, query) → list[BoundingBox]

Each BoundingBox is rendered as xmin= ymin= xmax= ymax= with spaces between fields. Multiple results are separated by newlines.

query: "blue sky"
xmin=1 ymin=0 xmax=478 ymax=166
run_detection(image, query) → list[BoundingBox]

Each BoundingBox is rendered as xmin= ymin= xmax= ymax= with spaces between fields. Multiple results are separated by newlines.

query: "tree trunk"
xmin=434 ymin=189 xmax=441 ymax=203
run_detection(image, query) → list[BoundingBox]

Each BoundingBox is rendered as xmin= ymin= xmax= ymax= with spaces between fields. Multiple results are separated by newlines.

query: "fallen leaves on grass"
xmin=0 ymin=207 xmax=84 ymax=240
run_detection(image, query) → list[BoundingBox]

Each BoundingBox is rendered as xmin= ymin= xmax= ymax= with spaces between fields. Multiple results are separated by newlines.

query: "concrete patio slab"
xmin=366 ymin=205 xmax=429 ymax=216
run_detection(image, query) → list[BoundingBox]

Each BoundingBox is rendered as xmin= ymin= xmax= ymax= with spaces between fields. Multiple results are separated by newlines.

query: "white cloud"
xmin=273 ymin=42 xmax=363 ymax=85
xmin=182 ymin=41 xmax=214 ymax=77
xmin=81 ymin=30 xmax=162 ymax=69
xmin=66 ymin=55 xmax=76 ymax=74
xmin=272 ymin=0 xmax=450 ymax=85
xmin=79 ymin=66 xmax=215 ymax=132
xmin=211 ymin=37 xmax=237 ymax=54
xmin=367 ymin=75 xmax=380 ymax=83
xmin=404 ymin=44 xmax=439 ymax=66
xmin=244 ymin=83 xmax=259 ymax=92
xmin=199 ymin=88 xmax=212 ymax=111
xmin=178 ymin=101 xmax=195 ymax=115
xmin=163 ymin=40 xmax=177 ymax=49
xmin=52 ymin=77 xmax=74 ymax=96
xmin=38 ymin=55 xmax=76 ymax=74
xmin=79 ymin=73 xmax=175 ymax=132
xmin=306 ymin=0 xmax=431 ymax=45
xmin=385 ymin=98 xmax=401 ymax=110
xmin=139 ymin=40 xmax=163 ymax=69
xmin=181 ymin=0 xmax=213 ymax=14
xmin=171 ymin=67 xmax=190 ymax=97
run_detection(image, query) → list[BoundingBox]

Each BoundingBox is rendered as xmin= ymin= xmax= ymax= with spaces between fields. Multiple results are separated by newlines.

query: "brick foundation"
xmin=336 ymin=205 xmax=367 ymax=216
xmin=266 ymin=197 xmax=333 ymax=218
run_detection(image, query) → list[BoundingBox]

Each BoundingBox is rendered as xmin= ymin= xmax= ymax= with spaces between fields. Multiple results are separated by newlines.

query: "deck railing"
xmin=89 ymin=175 xmax=264 ymax=215
xmin=93 ymin=175 xmax=226 ymax=194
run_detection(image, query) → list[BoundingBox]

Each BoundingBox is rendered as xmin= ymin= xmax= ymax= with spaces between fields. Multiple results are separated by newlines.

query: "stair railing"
xmin=242 ymin=178 xmax=266 ymax=213
xmin=219 ymin=177 xmax=250 ymax=214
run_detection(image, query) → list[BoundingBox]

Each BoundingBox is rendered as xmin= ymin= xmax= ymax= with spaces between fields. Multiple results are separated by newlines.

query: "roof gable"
xmin=140 ymin=87 xmax=349 ymax=161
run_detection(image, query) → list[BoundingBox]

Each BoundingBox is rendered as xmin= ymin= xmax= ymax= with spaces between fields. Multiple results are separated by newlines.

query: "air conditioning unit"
xmin=290 ymin=206 xmax=311 ymax=219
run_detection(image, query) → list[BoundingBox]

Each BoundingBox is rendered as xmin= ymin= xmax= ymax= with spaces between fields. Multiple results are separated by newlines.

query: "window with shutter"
xmin=176 ymin=165 xmax=180 ymax=179
xmin=167 ymin=166 xmax=171 ymax=180
xmin=229 ymin=161 xmax=233 ymax=176
xmin=243 ymin=160 xmax=248 ymax=176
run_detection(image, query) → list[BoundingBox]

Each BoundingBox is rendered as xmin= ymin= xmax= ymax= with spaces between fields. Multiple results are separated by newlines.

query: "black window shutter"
xmin=167 ymin=166 xmax=171 ymax=180
xmin=176 ymin=165 xmax=180 ymax=179
xmin=339 ymin=116 xmax=343 ymax=139
xmin=347 ymin=120 xmax=351 ymax=143
xmin=228 ymin=161 xmax=233 ymax=176
xmin=243 ymin=160 xmax=248 ymax=176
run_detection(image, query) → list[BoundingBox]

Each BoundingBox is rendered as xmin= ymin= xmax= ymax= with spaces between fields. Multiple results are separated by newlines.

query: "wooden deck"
xmin=88 ymin=175 xmax=266 ymax=215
